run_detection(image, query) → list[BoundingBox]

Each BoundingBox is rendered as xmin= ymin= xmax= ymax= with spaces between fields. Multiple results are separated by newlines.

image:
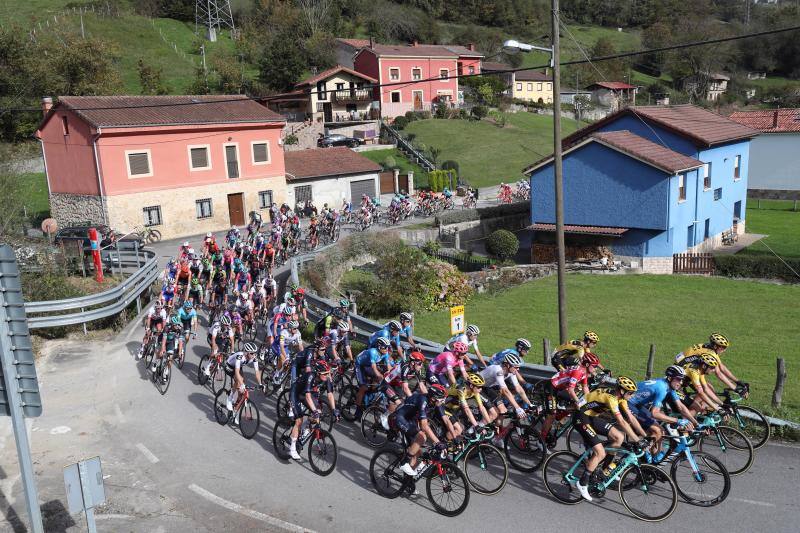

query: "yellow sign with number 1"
xmin=450 ymin=305 xmax=465 ymax=336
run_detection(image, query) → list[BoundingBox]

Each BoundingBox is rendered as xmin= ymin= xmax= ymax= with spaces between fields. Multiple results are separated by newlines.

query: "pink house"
xmin=36 ymin=95 xmax=287 ymax=239
xmin=352 ymin=42 xmax=483 ymax=118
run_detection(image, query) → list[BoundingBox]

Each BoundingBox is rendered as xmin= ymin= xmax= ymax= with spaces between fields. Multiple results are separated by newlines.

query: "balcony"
xmin=332 ymin=88 xmax=372 ymax=104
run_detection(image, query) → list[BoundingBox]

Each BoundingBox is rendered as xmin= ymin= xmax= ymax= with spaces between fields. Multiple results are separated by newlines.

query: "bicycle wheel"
xmin=361 ymin=405 xmax=389 ymax=448
xmin=214 ymin=389 xmax=231 ymax=425
xmin=319 ymin=402 xmax=335 ymax=433
xmin=698 ymin=425 xmax=754 ymax=476
xmin=369 ymin=447 xmax=407 ymax=499
xmin=308 ymin=429 xmax=337 ymax=476
xmin=176 ymin=345 xmax=186 ymax=370
xmin=565 ymin=424 xmax=586 ymax=454
xmin=260 ymin=359 xmax=279 ymax=397
xmin=463 ymin=443 xmax=508 ymax=495
xmin=143 ymin=342 xmax=155 ymax=369
xmin=503 ymin=425 xmax=546 ymax=472
xmin=198 ymin=355 xmax=211 ymax=386
xmin=541 ymin=451 xmax=583 ymax=504
xmin=272 ymin=417 xmax=294 ymax=461
xmin=426 ymin=461 xmax=470 ymax=517
xmin=157 ymin=361 xmax=171 ymax=395
xmin=670 ymin=451 xmax=730 ymax=507
xmin=618 ymin=464 xmax=678 ymax=522
xmin=211 ymin=363 xmax=228 ymax=395
xmin=238 ymin=399 xmax=260 ymax=439
xmin=148 ymin=229 xmax=162 ymax=243
xmin=275 ymin=389 xmax=291 ymax=420
xmin=733 ymin=406 xmax=770 ymax=449
xmin=339 ymin=385 xmax=359 ymax=422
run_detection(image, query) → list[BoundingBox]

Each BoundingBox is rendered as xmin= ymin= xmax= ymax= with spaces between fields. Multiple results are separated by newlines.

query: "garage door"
xmin=350 ymin=178 xmax=376 ymax=201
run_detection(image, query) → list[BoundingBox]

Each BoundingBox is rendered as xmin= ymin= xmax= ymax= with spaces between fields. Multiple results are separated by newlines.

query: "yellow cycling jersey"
xmin=552 ymin=341 xmax=585 ymax=370
xmin=444 ymin=384 xmax=484 ymax=413
xmin=580 ymin=388 xmax=627 ymax=417
xmin=675 ymin=344 xmax=721 ymax=368
xmin=683 ymin=365 xmax=708 ymax=392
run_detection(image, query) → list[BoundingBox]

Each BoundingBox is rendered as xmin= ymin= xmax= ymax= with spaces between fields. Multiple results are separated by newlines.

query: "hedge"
xmin=714 ymin=254 xmax=800 ymax=283
xmin=435 ymin=201 xmax=529 ymax=226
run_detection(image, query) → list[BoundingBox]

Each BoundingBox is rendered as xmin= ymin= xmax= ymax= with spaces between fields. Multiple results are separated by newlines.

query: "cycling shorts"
xmin=355 ymin=364 xmax=378 ymax=386
xmin=161 ymin=293 xmax=174 ymax=302
xmin=576 ymin=414 xmax=616 ymax=448
xmin=393 ymin=415 xmax=419 ymax=443
xmin=628 ymin=404 xmax=656 ymax=429
xmin=483 ymin=386 xmax=507 ymax=407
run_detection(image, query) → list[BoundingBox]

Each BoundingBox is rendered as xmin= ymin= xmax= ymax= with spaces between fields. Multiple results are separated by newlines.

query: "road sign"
xmin=0 ymin=245 xmax=44 ymax=532
xmin=449 ymin=305 xmax=465 ymax=336
xmin=64 ymin=457 xmax=105 ymax=533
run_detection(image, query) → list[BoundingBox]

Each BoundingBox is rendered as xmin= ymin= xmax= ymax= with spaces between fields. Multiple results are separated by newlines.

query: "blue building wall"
xmin=530 ymin=142 xmax=670 ymax=231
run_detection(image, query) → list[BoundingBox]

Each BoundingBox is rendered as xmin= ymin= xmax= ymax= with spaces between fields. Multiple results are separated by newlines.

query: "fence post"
xmin=772 ymin=357 xmax=786 ymax=409
xmin=542 ymin=338 xmax=551 ymax=365
xmin=81 ymin=308 xmax=87 ymax=335
xmin=646 ymin=344 xmax=656 ymax=379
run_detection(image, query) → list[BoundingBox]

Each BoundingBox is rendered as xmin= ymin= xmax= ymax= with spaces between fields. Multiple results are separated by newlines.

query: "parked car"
xmin=317 ymin=134 xmax=363 ymax=148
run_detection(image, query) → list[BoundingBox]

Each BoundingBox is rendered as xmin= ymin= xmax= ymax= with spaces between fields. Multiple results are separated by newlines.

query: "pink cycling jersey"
xmin=428 ymin=351 xmax=463 ymax=375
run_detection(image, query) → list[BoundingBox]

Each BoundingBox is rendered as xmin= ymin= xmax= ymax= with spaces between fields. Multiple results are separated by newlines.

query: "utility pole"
xmin=552 ymin=0 xmax=568 ymax=343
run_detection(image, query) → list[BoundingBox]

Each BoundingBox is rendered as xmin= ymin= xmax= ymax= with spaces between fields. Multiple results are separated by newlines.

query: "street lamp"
xmin=503 ymin=0 xmax=569 ymax=344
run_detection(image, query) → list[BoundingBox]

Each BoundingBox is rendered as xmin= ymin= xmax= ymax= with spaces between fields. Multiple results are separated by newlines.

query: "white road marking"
xmin=114 ymin=404 xmax=126 ymax=424
xmin=135 ymin=443 xmax=159 ymax=464
xmin=49 ymin=426 xmax=71 ymax=435
xmin=766 ymin=441 xmax=800 ymax=450
xmin=188 ymin=483 xmax=315 ymax=533
xmin=95 ymin=514 xmax=134 ymax=520
xmin=731 ymin=497 xmax=776 ymax=508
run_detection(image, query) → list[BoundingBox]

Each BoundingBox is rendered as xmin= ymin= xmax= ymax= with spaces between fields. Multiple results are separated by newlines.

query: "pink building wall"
xmin=377 ymin=57 xmax=459 ymax=104
xmin=38 ymin=108 xmax=101 ymax=195
xmin=458 ymin=57 xmax=482 ymax=76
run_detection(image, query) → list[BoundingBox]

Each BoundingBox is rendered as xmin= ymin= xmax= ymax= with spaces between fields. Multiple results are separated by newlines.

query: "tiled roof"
xmin=336 ymin=38 xmax=371 ymax=49
xmin=297 ymin=65 xmax=377 ymax=87
xmin=529 ymin=223 xmax=629 ymax=236
xmin=367 ymin=44 xmax=459 ymax=58
xmin=442 ymin=44 xmax=483 ymax=57
xmin=587 ymin=81 xmax=636 ymax=90
xmin=284 ymin=147 xmax=382 ymax=180
xmin=481 ymin=62 xmax=512 ymax=72
xmin=592 ymin=130 xmax=704 ymax=173
xmin=728 ymin=108 xmax=800 ymax=133
xmin=515 ymin=70 xmax=552 ymax=82
xmin=49 ymin=95 xmax=283 ymax=128
xmin=561 ymin=104 xmax=758 ymax=148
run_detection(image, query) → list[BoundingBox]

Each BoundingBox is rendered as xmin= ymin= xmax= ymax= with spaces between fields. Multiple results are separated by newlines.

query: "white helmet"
xmin=183 ymin=241 xmax=189 ymax=247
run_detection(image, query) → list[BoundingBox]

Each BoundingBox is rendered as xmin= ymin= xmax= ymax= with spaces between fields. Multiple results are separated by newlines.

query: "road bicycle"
xmin=721 ymin=388 xmax=770 ymax=449
xmin=542 ymin=441 xmax=678 ymax=522
xmin=498 ymin=409 xmax=549 ymax=472
xmin=176 ymin=330 xmax=195 ymax=370
xmin=273 ymin=417 xmax=338 ymax=476
xmin=150 ymin=349 xmax=174 ymax=395
xmin=448 ymin=427 xmax=508 ymax=495
xmin=197 ymin=351 xmax=229 ymax=395
xmin=132 ymin=225 xmax=162 ymax=244
xmin=694 ymin=411 xmax=755 ymax=476
xmin=259 ymin=350 xmax=295 ymax=398
xmin=275 ymin=388 xmax=336 ymax=433
xmin=370 ymin=444 xmax=470 ymax=516
xmin=214 ymin=385 xmax=261 ymax=439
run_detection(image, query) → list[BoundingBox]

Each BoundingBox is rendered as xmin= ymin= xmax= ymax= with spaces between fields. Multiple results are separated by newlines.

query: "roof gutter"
xmin=92 ymin=129 xmax=109 ymax=225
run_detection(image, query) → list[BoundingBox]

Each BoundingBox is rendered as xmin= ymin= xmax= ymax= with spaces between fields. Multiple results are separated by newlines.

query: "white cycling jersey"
xmin=278 ymin=328 xmax=302 ymax=348
xmin=147 ymin=307 xmax=167 ymax=321
xmin=446 ymin=333 xmax=478 ymax=352
xmin=480 ymin=364 xmax=519 ymax=389
xmin=226 ymin=352 xmax=260 ymax=372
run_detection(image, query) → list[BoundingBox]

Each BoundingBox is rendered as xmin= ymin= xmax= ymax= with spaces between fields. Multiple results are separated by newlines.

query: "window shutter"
xmin=225 ymin=145 xmax=239 ymax=178
xmin=253 ymin=143 xmax=269 ymax=163
xmin=190 ymin=147 xmax=208 ymax=168
xmin=129 ymin=153 xmax=150 ymax=175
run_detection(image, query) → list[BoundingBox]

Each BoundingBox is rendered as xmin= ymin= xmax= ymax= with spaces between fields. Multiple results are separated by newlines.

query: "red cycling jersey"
xmin=550 ymin=366 xmax=587 ymax=390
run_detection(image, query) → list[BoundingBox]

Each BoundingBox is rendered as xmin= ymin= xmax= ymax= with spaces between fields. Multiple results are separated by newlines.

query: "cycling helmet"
xmin=333 ymin=308 xmax=345 ymax=319
xmin=339 ymin=298 xmax=350 ymax=308
xmin=466 ymin=324 xmax=480 ymax=335
xmin=287 ymin=320 xmax=299 ymax=329
xmin=315 ymin=337 xmax=330 ymax=348
xmin=295 ymin=288 xmax=305 ymax=296
xmin=452 ymin=341 xmax=468 ymax=354
xmin=616 ymin=376 xmax=637 ymax=393
xmin=206 ymin=232 xmax=212 ymax=238
xmin=466 ymin=373 xmax=485 ymax=387
xmin=183 ymin=241 xmax=189 ymax=247
xmin=387 ymin=320 xmax=401 ymax=331
xmin=290 ymin=282 xmax=298 ymax=291
xmin=699 ymin=352 xmax=719 ymax=368
xmin=241 ymin=292 xmax=249 ymax=300
xmin=582 ymin=352 xmax=600 ymax=367
xmin=220 ymin=315 xmax=232 ymax=326
xmin=314 ymin=360 xmax=331 ymax=374
xmin=171 ymin=315 xmax=181 ymax=326
xmin=374 ymin=337 xmax=391 ymax=349
xmin=709 ymin=333 xmax=729 ymax=348
xmin=409 ymin=351 xmax=425 ymax=362
xmin=243 ymin=342 xmax=258 ymax=353
xmin=428 ymin=383 xmax=447 ymax=400
xmin=400 ymin=312 xmax=413 ymax=322
xmin=562 ymin=355 xmax=580 ymax=367
xmin=154 ymin=301 xmax=163 ymax=309
xmin=665 ymin=365 xmax=686 ymax=380
xmin=266 ymin=242 xmax=273 ymax=250
xmin=188 ymin=248 xmax=196 ymax=256
xmin=286 ymin=297 xmax=296 ymax=306
xmin=503 ymin=352 xmax=523 ymax=367
xmin=183 ymin=301 xmax=193 ymax=309
xmin=336 ymin=322 xmax=349 ymax=332
xmin=583 ymin=330 xmax=600 ymax=343
xmin=515 ymin=338 xmax=532 ymax=351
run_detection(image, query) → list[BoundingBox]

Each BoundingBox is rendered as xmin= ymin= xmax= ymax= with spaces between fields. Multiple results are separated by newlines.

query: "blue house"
xmin=524 ymin=105 xmax=758 ymax=273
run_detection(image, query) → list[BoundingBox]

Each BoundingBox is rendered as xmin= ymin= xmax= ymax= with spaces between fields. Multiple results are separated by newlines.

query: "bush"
xmin=713 ymin=254 xmax=800 ymax=283
xmin=404 ymin=111 xmax=418 ymax=122
xmin=441 ymin=160 xmax=459 ymax=178
xmin=422 ymin=240 xmax=441 ymax=255
xmin=383 ymin=155 xmax=397 ymax=169
xmin=471 ymin=105 xmax=488 ymax=120
xmin=486 ymin=229 xmax=519 ymax=260
xmin=434 ymin=103 xmax=448 ymax=119
xmin=458 ymin=109 xmax=469 ymax=120
xmin=284 ymin=134 xmax=298 ymax=145
xmin=435 ymin=201 xmax=529 ymax=226
xmin=393 ymin=116 xmax=409 ymax=130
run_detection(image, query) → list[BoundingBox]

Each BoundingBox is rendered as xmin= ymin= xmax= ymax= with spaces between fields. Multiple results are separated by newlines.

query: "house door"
xmin=412 ymin=90 xmax=423 ymax=111
xmin=323 ymin=103 xmax=332 ymax=122
xmin=227 ymin=193 xmax=245 ymax=227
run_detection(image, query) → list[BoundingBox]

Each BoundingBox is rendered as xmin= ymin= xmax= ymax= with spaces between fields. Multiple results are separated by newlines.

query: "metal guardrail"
xmin=23 ymin=249 xmax=160 ymax=329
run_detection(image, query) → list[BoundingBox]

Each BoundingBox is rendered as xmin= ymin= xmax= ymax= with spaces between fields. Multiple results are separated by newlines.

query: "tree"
xmin=587 ymin=37 xmax=626 ymax=83
xmin=137 ymin=59 xmax=169 ymax=95
xmin=257 ymin=31 xmax=306 ymax=91
xmin=297 ymin=0 xmax=334 ymax=36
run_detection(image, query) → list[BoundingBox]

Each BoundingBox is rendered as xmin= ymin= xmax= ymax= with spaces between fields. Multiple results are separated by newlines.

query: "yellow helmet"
xmin=583 ymin=330 xmax=599 ymax=343
xmin=699 ymin=352 xmax=719 ymax=368
xmin=709 ymin=333 xmax=729 ymax=348
xmin=616 ymin=376 xmax=637 ymax=393
xmin=466 ymin=373 xmax=485 ymax=387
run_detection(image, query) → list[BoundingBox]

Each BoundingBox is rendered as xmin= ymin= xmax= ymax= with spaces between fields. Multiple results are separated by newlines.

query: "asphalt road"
xmin=1 ymin=312 xmax=798 ymax=532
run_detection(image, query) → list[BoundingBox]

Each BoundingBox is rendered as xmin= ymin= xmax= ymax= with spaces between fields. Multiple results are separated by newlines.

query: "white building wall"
xmin=286 ymin=172 xmax=380 ymax=209
xmin=747 ymin=133 xmax=800 ymax=191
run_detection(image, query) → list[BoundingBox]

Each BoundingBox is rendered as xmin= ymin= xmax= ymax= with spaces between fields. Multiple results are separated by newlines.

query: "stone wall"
xmin=466 ymin=264 xmax=555 ymax=293
xmin=50 ymin=192 xmax=107 ymax=227
xmin=641 ymin=256 xmax=673 ymax=274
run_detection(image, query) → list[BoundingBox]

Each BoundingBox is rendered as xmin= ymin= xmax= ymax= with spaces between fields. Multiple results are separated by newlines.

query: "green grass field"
xmin=359 ymin=148 xmax=430 ymax=187
xmin=16 ymin=172 xmax=50 ymax=222
xmin=411 ymin=274 xmax=800 ymax=421
xmin=741 ymin=200 xmax=800 ymax=259
xmin=404 ymin=113 xmax=579 ymax=188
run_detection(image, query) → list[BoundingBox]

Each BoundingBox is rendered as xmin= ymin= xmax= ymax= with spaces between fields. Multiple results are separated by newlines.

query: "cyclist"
xmin=223 ymin=343 xmax=264 ymax=424
xmin=273 ymin=320 xmax=303 ymax=378
xmin=287 ymin=359 xmax=339 ymax=461
xmin=574 ymin=376 xmax=648 ymax=502
xmin=328 ymin=321 xmax=353 ymax=362
xmin=443 ymin=372 xmax=492 ymax=439
xmin=263 ymin=242 xmax=276 ymax=272
xmin=209 ymin=271 xmax=228 ymax=312
xmin=177 ymin=301 xmax=197 ymax=353
xmin=178 ymin=241 xmax=191 ymax=260
xmin=160 ymin=279 xmax=176 ymax=310
xmin=152 ymin=316 xmax=183 ymax=374
xmin=538 ymin=354 xmax=590 ymax=446
xmin=187 ymin=277 xmax=204 ymax=307
xmin=208 ymin=314 xmax=234 ymax=358
xmin=164 ymin=258 xmax=178 ymax=281
xmin=354 ymin=337 xmax=392 ymax=419
xmin=682 ymin=352 xmax=725 ymax=415
xmin=138 ymin=301 xmax=167 ymax=359
xmin=399 ymin=312 xmax=417 ymax=351
xmin=269 ymin=297 xmax=296 ymax=347
xmin=488 ymin=339 xmax=532 ymax=383
xmin=395 ymin=384 xmax=448 ymax=477
xmin=479 ymin=351 xmax=532 ymax=443
xmin=551 ymin=331 xmax=599 ymax=371
xmin=380 ymin=350 xmax=427 ymax=429
xmin=369 ymin=320 xmax=403 ymax=360
xmin=676 ymin=333 xmax=747 ymax=397
xmin=446 ymin=324 xmax=484 ymax=367
xmin=292 ymin=287 xmax=309 ymax=324
xmin=428 ymin=341 xmax=472 ymax=387
xmin=628 ymin=366 xmax=699 ymax=452
xmin=234 ymin=291 xmax=255 ymax=330
xmin=175 ymin=258 xmax=192 ymax=293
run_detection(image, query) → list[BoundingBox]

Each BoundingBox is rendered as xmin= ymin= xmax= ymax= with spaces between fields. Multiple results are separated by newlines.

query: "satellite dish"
xmin=41 ymin=218 xmax=58 ymax=234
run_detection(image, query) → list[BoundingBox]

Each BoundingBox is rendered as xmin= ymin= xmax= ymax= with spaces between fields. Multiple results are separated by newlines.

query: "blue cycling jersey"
xmin=356 ymin=348 xmax=389 ymax=368
xmin=400 ymin=325 xmax=413 ymax=339
xmin=177 ymin=308 xmax=196 ymax=322
xmin=628 ymin=378 xmax=679 ymax=411
xmin=369 ymin=328 xmax=400 ymax=349
xmin=489 ymin=348 xmax=519 ymax=366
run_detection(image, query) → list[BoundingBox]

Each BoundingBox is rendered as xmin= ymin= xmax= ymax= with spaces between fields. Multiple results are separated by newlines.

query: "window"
xmin=61 ymin=116 xmax=69 ymax=135
xmin=391 ymin=91 xmax=401 ymax=103
xmin=439 ymin=69 xmax=449 ymax=80
xmin=295 ymin=184 xmax=312 ymax=204
xmin=468 ymin=66 xmax=475 ymax=74
xmin=317 ymin=81 xmax=327 ymax=101
xmin=734 ymin=200 xmax=742 ymax=220
xmin=224 ymin=144 xmax=239 ymax=179
xmin=537 ymin=83 xmax=543 ymax=91
xmin=714 ymin=187 xmax=722 ymax=201
xmin=336 ymin=82 xmax=345 ymax=91
xmin=527 ymin=83 xmax=533 ymax=91
xmin=258 ymin=190 xmax=273 ymax=209
xmin=126 ymin=150 xmax=152 ymax=178
xmin=547 ymin=83 xmax=552 ymax=90
xmin=195 ymin=198 xmax=212 ymax=219
xmin=678 ymin=173 xmax=686 ymax=202
xmin=143 ymin=205 xmax=162 ymax=226
xmin=251 ymin=141 xmax=270 ymax=165
xmin=188 ymin=145 xmax=211 ymax=171
xmin=687 ymin=224 xmax=694 ymax=248
xmin=704 ymin=218 xmax=710 ymax=239
xmin=389 ymin=68 xmax=400 ymax=81
xmin=703 ymin=162 xmax=712 ymax=190
xmin=734 ymin=155 xmax=741 ymax=180
xmin=316 ymin=102 xmax=324 ymax=112
xmin=516 ymin=83 xmax=522 ymax=91
xmin=412 ymin=68 xmax=421 ymax=81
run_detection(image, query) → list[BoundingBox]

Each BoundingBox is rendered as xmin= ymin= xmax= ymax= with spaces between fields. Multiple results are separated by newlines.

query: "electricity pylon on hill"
xmin=195 ymin=0 xmax=235 ymax=42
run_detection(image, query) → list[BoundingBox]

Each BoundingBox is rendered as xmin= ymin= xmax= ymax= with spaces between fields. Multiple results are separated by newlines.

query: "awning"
xmin=529 ymin=223 xmax=629 ymax=237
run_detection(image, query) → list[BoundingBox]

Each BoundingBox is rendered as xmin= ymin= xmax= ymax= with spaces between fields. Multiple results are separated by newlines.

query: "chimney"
xmin=773 ymin=109 xmax=779 ymax=129
xmin=466 ymin=43 xmax=475 ymax=51
xmin=42 ymin=96 xmax=53 ymax=117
